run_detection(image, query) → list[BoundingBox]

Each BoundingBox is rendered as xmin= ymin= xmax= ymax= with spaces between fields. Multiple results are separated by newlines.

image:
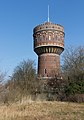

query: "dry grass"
xmin=0 ymin=101 xmax=84 ymax=120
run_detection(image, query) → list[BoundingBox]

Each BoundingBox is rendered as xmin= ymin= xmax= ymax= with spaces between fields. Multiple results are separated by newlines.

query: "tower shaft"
xmin=38 ymin=53 xmax=60 ymax=78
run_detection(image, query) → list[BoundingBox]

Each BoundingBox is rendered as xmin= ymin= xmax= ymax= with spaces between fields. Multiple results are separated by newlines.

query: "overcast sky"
xmin=0 ymin=0 xmax=84 ymax=77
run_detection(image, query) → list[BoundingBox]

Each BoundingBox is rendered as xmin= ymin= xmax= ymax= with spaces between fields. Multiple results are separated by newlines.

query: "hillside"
xmin=0 ymin=101 xmax=84 ymax=120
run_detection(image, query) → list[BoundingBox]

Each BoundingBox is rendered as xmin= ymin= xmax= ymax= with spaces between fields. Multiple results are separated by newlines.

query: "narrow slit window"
xmin=44 ymin=69 xmax=47 ymax=74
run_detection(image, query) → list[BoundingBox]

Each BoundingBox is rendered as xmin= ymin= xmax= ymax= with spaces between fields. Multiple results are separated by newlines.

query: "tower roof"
xmin=36 ymin=21 xmax=63 ymax=27
xmin=33 ymin=21 xmax=64 ymax=34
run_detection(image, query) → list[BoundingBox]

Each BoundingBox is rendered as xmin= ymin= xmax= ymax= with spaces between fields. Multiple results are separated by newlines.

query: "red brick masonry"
xmin=33 ymin=22 xmax=65 ymax=78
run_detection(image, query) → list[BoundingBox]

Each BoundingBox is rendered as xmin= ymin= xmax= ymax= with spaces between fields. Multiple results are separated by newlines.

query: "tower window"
xmin=49 ymin=35 xmax=51 ymax=40
xmin=57 ymin=36 xmax=60 ymax=40
xmin=43 ymin=35 xmax=45 ymax=40
xmin=55 ymin=35 xmax=57 ymax=40
xmin=44 ymin=69 xmax=47 ymax=74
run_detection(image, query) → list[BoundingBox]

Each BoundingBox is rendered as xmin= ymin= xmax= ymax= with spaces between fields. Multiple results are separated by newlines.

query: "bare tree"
xmin=5 ymin=59 xmax=37 ymax=102
xmin=62 ymin=46 xmax=84 ymax=102
xmin=0 ymin=71 xmax=6 ymax=103
xmin=13 ymin=59 xmax=36 ymax=93
xmin=62 ymin=46 xmax=84 ymax=81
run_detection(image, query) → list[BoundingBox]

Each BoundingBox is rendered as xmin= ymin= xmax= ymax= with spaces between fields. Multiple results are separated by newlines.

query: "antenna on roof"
xmin=48 ymin=5 xmax=50 ymax=22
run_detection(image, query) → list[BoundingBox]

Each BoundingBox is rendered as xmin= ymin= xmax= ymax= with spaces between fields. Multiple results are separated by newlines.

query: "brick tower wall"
xmin=38 ymin=53 xmax=60 ymax=78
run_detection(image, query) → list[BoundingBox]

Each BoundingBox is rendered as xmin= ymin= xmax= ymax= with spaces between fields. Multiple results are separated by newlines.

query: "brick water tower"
xmin=33 ymin=21 xmax=65 ymax=79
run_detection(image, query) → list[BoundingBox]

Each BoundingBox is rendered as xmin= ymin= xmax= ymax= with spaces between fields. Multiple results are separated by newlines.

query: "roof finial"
xmin=48 ymin=5 xmax=50 ymax=22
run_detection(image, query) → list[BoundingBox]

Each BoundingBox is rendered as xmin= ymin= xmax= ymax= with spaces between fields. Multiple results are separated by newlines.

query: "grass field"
xmin=0 ymin=101 xmax=84 ymax=120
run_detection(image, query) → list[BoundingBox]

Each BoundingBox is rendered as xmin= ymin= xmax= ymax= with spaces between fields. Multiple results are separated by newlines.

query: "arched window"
xmin=46 ymin=35 xmax=48 ymax=40
xmin=57 ymin=36 xmax=60 ymax=41
xmin=43 ymin=34 xmax=45 ymax=41
xmin=55 ymin=35 xmax=57 ymax=40
xmin=53 ymin=34 xmax=54 ymax=40
xmin=49 ymin=35 xmax=51 ymax=40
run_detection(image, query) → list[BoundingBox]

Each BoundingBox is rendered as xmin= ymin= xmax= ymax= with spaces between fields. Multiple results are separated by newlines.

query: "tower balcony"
xmin=34 ymin=45 xmax=64 ymax=55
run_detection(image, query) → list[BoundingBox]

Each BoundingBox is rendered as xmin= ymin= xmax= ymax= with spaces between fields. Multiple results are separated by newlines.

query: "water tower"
xmin=33 ymin=21 xmax=65 ymax=79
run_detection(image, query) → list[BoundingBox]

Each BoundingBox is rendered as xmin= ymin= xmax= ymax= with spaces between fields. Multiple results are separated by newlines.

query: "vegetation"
xmin=3 ymin=59 xmax=39 ymax=103
xmin=0 ymin=46 xmax=84 ymax=103
xmin=0 ymin=46 xmax=84 ymax=119
xmin=0 ymin=71 xmax=6 ymax=103
xmin=0 ymin=101 xmax=84 ymax=120
xmin=62 ymin=46 xmax=84 ymax=102
xmin=10 ymin=59 xmax=36 ymax=95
